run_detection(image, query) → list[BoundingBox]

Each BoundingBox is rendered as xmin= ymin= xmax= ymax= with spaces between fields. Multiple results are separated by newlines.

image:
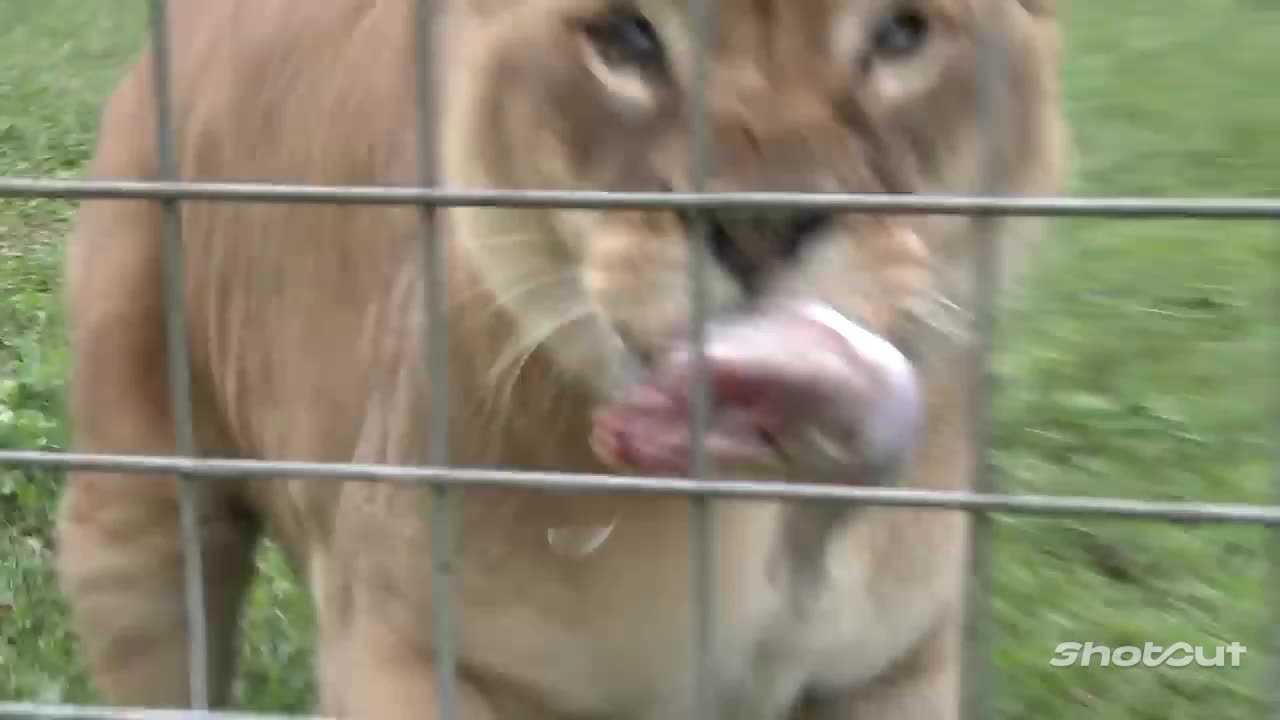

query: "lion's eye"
xmin=871 ymin=8 xmax=930 ymax=57
xmin=582 ymin=8 xmax=665 ymax=68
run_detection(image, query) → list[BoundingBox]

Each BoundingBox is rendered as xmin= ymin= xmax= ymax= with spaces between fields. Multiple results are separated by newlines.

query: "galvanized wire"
xmin=2 ymin=2 xmax=1278 ymax=720
xmin=1271 ymin=223 xmax=1280 ymax=718
xmin=685 ymin=0 xmax=718 ymax=716
xmin=1 ymin=450 xmax=1277 ymax=524
xmin=411 ymin=2 xmax=458 ymax=720
xmin=960 ymin=16 xmax=1012 ymax=720
xmin=3 ymin=175 xmax=1280 ymax=217
xmin=0 ymin=703 xmax=318 ymax=720
xmin=146 ymin=0 xmax=209 ymax=710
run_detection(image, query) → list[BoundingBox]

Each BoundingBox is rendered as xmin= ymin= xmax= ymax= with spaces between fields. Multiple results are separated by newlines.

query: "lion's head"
xmin=438 ymin=0 xmax=1067 ymax=475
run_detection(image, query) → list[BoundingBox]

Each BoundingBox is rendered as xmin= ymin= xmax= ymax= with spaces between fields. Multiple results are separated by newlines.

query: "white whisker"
xmin=903 ymin=287 xmax=974 ymax=347
xmin=488 ymin=305 xmax=595 ymax=403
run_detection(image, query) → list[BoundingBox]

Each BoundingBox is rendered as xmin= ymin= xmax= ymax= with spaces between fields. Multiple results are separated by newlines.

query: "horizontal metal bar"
xmin=0 ymin=703 xmax=320 ymax=720
xmin=3 ymin=449 xmax=1277 ymax=523
xmin=3 ymin=176 xmax=1280 ymax=218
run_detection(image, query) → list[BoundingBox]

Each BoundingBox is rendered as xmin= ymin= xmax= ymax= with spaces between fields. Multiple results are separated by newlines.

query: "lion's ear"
xmin=1016 ymin=0 xmax=1055 ymax=16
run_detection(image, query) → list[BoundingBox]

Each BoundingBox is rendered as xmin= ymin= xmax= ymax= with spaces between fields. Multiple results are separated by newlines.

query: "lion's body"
xmin=56 ymin=1 xmax=1068 ymax=719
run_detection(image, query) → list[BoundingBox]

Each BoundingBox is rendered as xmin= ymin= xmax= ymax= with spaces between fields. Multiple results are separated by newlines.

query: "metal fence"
xmin=0 ymin=1 xmax=1276 ymax=720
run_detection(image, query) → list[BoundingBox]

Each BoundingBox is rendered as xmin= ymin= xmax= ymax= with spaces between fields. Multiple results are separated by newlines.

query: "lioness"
xmin=56 ymin=0 xmax=1068 ymax=719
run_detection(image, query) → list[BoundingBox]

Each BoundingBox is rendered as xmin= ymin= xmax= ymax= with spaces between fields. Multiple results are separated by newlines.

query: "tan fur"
xmin=56 ymin=0 xmax=1068 ymax=719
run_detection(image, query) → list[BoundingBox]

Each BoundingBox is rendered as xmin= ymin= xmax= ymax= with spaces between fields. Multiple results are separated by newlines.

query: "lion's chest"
xmin=651 ymin=543 xmax=947 ymax=720
xmin=448 ymin=501 xmax=955 ymax=720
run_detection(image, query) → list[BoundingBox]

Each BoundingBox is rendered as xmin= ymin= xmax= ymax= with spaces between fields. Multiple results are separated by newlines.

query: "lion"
xmin=54 ymin=0 xmax=1068 ymax=719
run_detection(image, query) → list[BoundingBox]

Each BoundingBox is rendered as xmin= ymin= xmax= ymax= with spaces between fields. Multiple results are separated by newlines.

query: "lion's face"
xmin=445 ymin=0 xmax=1065 ymax=404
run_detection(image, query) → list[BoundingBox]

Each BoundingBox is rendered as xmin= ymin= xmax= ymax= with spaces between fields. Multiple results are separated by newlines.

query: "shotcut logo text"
xmin=1050 ymin=641 xmax=1246 ymax=668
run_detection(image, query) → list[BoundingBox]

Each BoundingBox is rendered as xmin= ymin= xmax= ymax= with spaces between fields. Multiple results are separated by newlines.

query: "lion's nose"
xmin=681 ymin=208 xmax=834 ymax=293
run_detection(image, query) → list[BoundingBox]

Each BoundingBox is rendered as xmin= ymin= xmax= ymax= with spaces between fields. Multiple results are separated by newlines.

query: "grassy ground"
xmin=0 ymin=1 xmax=1277 ymax=718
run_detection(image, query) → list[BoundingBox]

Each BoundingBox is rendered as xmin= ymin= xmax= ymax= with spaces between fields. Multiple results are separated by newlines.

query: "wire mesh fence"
xmin=0 ymin=1 xmax=1275 ymax=719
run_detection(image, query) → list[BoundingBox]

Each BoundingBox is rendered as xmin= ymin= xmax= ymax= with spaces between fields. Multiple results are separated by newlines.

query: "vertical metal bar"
xmin=146 ymin=0 xmax=209 ymax=710
xmin=961 ymin=5 xmax=1011 ymax=720
xmin=686 ymin=0 xmax=718 ymax=715
xmin=412 ymin=2 xmax=458 ymax=720
xmin=1269 ymin=223 xmax=1280 ymax=719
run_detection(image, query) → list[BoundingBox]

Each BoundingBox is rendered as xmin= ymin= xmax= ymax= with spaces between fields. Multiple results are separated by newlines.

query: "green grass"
xmin=0 ymin=1 xmax=1276 ymax=718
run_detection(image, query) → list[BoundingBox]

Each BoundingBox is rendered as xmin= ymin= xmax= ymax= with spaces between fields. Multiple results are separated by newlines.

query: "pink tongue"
xmin=591 ymin=302 xmax=922 ymax=479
